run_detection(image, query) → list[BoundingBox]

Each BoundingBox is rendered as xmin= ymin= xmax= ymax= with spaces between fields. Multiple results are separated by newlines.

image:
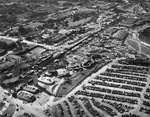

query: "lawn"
xmin=127 ymin=39 xmax=139 ymax=51
xmin=141 ymin=43 xmax=150 ymax=56
xmin=3 ymin=103 xmax=16 ymax=116
xmin=55 ymin=63 xmax=105 ymax=96
xmin=0 ymin=102 xmax=5 ymax=110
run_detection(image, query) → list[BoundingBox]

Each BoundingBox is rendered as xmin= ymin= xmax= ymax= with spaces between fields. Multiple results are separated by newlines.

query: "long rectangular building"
xmin=119 ymin=18 xmax=138 ymax=27
xmin=112 ymin=30 xmax=129 ymax=40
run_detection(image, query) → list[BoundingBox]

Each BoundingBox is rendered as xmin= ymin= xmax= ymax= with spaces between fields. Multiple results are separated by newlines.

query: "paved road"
xmin=0 ymin=36 xmax=57 ymax=50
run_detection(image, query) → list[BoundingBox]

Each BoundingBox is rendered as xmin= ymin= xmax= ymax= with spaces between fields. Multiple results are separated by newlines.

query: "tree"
xmin=18 ymin=25 xmax=26 ymax=35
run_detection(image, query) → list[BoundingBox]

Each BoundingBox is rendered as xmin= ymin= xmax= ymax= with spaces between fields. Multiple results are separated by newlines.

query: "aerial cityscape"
xmin=1 ymin=0 xmax=150 ymax=117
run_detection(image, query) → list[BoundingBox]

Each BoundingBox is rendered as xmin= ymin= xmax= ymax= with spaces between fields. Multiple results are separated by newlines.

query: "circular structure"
xmin=139 ymin=27 xmax=150 ymax=45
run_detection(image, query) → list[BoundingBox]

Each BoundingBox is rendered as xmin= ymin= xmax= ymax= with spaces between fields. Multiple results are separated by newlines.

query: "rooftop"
xmin=119 ymin=18 xmax=138 ymax=27
xmin=112 ymin=30 xmax=128 ymax=40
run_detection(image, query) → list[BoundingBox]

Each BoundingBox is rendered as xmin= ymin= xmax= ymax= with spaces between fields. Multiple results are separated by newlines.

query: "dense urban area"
xmin=1 ymin=0 xmax=150 ymax=117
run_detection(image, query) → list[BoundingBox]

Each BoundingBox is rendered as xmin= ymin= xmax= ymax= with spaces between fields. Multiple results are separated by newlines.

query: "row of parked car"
xmin=94 ymin=75 xmax=146 ymax=87
xmin=0 ymin=114 xmax=11 ymax=117
xmin=102 ymin=99 xmax=134 ymax=113
xmin=75 ymin=90 xmax=138 ymax=104
xmin=89 ymin=80 xmax=143 ymax=92
xmin=84 ymin=85 xmax=141 ymax=98
xmin=111 ymin=64 xmax=149 ymax=72
xmin=79 ymin=97 xmax=103 ymax=117
xmin=100 ymin=72 xmax=147 ymax=82
xmin=68 ymin=96 xmax=88 ymax=117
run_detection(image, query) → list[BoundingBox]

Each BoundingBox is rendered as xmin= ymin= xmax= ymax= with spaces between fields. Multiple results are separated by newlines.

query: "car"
xmin=43 ymin=109 xmax=52 ymax=117
xmin=1 ymin=114 xmax=11 ymax=117
xmin=23 ymin=113 xmax=35 ymax=117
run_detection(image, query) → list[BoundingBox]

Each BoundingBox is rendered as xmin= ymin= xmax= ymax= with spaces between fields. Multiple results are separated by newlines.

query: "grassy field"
xmin=3 ymin=102 xmax=16 ymax=116
xmin=56 ymin=70 xmax=91 ymax=96
xmin=127 ymin=39 xmax=139 ymax=51
xmin=55 ymin=63 xmax=105 ymax=96
xmin=141 ymin=43 xmax=150 ymax=56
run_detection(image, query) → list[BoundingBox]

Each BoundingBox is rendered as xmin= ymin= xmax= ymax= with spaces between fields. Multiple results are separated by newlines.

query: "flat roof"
xmin=119 ymin=22 xmax=134 ymax=27
xmin=112 ymin=30 xmax=128 ymax=40
xmin=121 ymin=18 xmax=138 ymax=25
xmin=104 ymin=28 xmax=116 ymax=36
xmin=74 ymin=9 xmax=95 ymax=15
